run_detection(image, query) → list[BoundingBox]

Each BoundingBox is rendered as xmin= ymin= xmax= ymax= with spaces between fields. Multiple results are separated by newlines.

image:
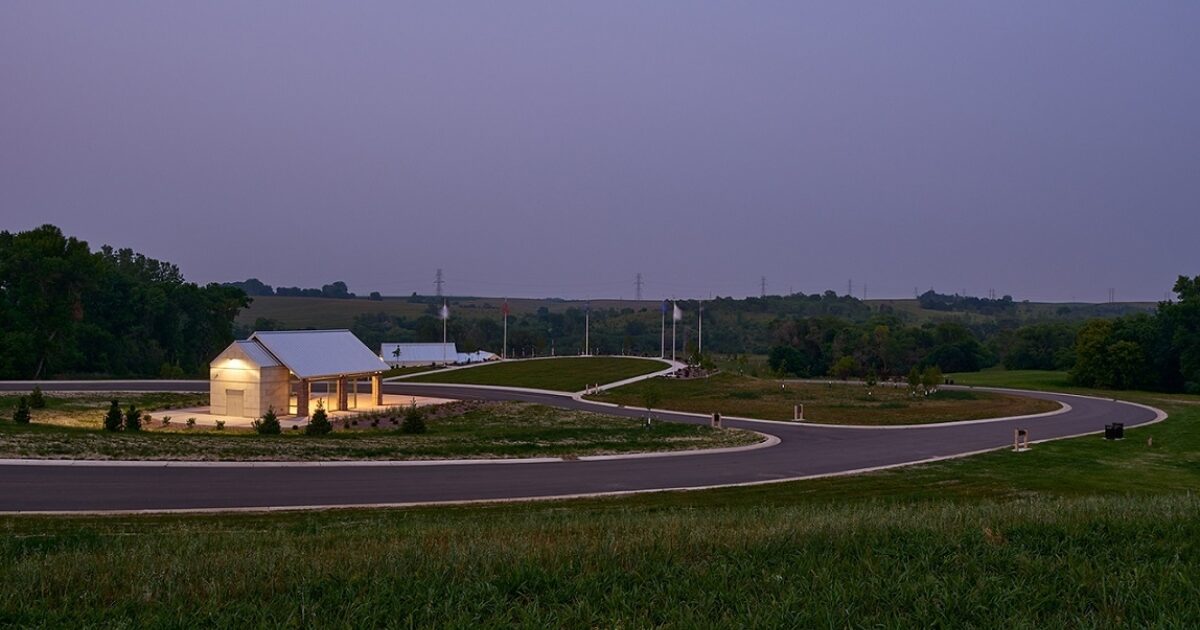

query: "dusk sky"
xmin=3 ymin=2 xmax=1197 ymax=302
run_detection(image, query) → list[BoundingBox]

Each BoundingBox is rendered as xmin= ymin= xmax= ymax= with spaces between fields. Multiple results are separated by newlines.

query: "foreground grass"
xmin=405 ymin=356 xmax=665 ymax=391
xmin=3 ymin=495 xmax=1197 ymax=627
xmin=0 ymin=401 xmax=756 ymax=461
xmin=591 ymin=372 xmax=1058 ymax=424
xmin=4 ymin=370 xmax=1199 ymax=625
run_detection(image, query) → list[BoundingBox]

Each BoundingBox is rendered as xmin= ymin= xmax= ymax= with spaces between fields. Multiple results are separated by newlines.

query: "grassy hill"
xmin=240 ymin=295 xmax=1156 ymax=331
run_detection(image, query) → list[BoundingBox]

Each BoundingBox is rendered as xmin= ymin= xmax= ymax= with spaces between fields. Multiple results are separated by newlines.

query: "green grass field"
xmin=0 ymin=399 xmax=754 ymax=461
xmin=590 ymin=372 xmax=1059 ymax=424
xmin=405 ymin=357 xmax=665 ymax=391
xmin=4 ymin=370 xmax=1200 ymax=626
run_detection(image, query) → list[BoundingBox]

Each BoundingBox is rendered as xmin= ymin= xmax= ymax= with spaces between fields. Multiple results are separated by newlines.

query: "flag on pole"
xmin=439 ymin=303 xmax=450 ymax=320
xmin=672 ymin=303 xmax=683 ymax=322
xmin=661 ymin=300 xmax=668 ymax=314
xmin=501 ymin=300 xmax=510 ymax=316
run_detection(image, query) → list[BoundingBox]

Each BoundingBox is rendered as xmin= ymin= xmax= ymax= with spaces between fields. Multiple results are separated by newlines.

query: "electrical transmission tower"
xmin=435 ymin=269 xmax=444 ymax=297
xmin=1108 ymin=288 xmax=1115 ymax=303
xmin=760 ymin=276 xmax=767 ymax=298
xmin=848 ymin=278 xmax=853 ymax=298
xmin=635 ymin=273 xmax=644 ymax=301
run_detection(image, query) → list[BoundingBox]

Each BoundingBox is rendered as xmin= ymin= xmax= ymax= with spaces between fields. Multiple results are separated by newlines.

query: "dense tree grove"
xmin=0 ymin=225 xmax=248 ymax=378
xmin=1071 ymin=276 xmax=1200 ymax=392
xmin=225 ymin=278 xmax=356 ymax=299
xmin=767 ymin=317 xmax=988 ymax=379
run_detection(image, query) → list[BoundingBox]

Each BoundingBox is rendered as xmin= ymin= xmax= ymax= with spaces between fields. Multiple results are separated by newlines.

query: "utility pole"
xmin=1108 ymin=288 xmax=1116 ymax=303
xmin=635 ymin=273 xmax=644 ymax=301
xmin=434 ymin=268 xmax=444 ymax=298
xmin=760 ymin=276 xmax=767 ymax=298
xmin=848 ymin=279 xmax=853 ymax=298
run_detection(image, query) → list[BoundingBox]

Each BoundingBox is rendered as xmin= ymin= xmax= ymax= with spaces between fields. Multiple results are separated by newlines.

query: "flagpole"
xmin=660 ymin=302 xmax=665 ymax=359
xmin=584 ymin=302 xmax=590 ymax=356
xmin=502 ymin=298 xmax=508 ymax=360
xmin=441 ymin=301 xmax=447 ymax=365
xmin=671 ymin=300 xmax=677 ymax=363
xmin=698 ymin=300 xmax=703 ymax=357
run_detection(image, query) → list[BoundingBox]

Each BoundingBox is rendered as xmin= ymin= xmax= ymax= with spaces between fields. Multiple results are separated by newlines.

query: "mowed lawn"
xmin=405 ymin=357 xmax=666 ymax=391
xmin=591 ymin=372 xmax=1059 ymax=424
xmin=5 ymin=370 xmax=1200 ymax=626
xmin=0 ymin=398 xmax=755 ymax=461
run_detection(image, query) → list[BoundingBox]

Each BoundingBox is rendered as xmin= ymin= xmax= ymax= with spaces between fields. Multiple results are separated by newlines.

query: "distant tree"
xmin=103 ymin=399 xmax=123 ymax=431
xmin=369 ymin=291 xmax=383 ymax=301
xmin=223 ymin=278 xmax=274 ymax=296
xmin=12 ymin=396 xmax=31 ymax=424
xmin=29 ymin=386 xmax=46 ymax=409
xmin=831 ymin=356 xmax=856 ymax=381
xmin=640 ymin=382 xmax=662 ymax=420
xmin=921 ymin=366 xmax=942 ymax=394
xmin=907 ymin=366 xmax=922 ymax=394
xmin=305 ymin=403 xmax=332 ymax=435
xmin=321 ymin=281 xmax=354 ymax=299
xmin=123 ymin=404 xmax=142 ymax=431
xmin=252 ymin=406 xmax=282 ymax=435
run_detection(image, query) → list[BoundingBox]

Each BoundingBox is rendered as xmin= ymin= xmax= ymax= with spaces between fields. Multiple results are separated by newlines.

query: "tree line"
xmin=0 ymin=225 xmax=249 ymax=379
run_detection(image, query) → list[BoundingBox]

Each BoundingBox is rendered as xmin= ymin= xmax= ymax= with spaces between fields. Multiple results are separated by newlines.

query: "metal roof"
xmin=234 ymin=340 xmax=282 ymax=368
xmin=250 ymin=330 xmax=388 ymax=379
xmin=380 ymin=342 xmax=458 ymax=364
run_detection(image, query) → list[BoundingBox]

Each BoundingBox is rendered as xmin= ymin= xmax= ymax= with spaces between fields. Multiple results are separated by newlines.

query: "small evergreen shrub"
xmin=306 ymin=405 xmax=332 ymax=436
xmin=215 ymin=419 xmax=225 ymax=430
xmin=401 ymin=405 xmax=426 ymax=434
xmin=12 ymin=397 xmax=31 ymax=424
xmin=104 ymin=400 xmax=123 ymax=432
xmin=124 ymin=405 xmax=142 ymax=432
xmin=29 ymin=386 xmax=46 ymax=409
xmin=252 ymin=407 xmax=282 ymax=435
xmin=186 ymin=417 xmax=197 ymax=429
xmin=161 ymin=416 xmax=171 ymax=427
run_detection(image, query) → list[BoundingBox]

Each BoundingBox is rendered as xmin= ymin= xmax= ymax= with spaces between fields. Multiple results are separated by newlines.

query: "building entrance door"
xmin=226 ymin=389 xmax=245 ymax=417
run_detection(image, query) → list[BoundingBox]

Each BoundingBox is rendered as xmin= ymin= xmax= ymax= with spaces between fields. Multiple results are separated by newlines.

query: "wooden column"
xmin=372 ymin=374 xmax=383 ymax=406
xmin=336 ymin=377 xmax=349 ymax=411
xmin=297 ymin=379 xmax=310 ymax=417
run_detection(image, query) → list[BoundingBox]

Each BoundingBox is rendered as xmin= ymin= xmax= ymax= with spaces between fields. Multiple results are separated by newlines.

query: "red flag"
xmin=501 ymin=300 xmax=510 ymax=316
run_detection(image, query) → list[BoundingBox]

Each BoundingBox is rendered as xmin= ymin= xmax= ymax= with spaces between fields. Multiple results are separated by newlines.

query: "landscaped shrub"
xmin=306 ymin=405 xmax=332 ymax=436
xmin=29 ymin=386 xmax=46 ymax=409
xmin=104 ymin=400 xmax=122 ymax=432
xmin=12 ymin=397 xmax=31 ymax=424
xmin=124 ymin=405 xmax=142 ymax=431
xmin=186 ymin=417 xmax=196 ymax=429
xmin=161 ymin=416 xmax=171 ymax=427
xmin=214 ymin=419 xmax=224 ymax=430
xmin=252 ymin=407 xmax=282 ymax=435
xmin=401 ymin=405 xmax=426 ymax=434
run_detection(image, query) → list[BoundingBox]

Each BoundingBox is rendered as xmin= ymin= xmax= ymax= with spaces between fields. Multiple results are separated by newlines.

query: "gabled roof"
xmin=234 ymin=340 xmax=281 ymax=368
xmin=250 ymin=330 xmax=388 ymax=379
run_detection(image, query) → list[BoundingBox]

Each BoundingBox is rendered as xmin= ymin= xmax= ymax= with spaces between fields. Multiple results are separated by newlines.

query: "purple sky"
xmin=3 ymin=2 xmax=1198 ymax=302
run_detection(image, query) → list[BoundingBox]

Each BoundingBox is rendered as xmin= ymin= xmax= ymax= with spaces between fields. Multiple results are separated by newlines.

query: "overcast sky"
xmin=3 ymin=2 xmax=1197 ymax=302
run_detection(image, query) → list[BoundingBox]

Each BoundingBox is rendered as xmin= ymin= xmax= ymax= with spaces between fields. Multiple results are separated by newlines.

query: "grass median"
xmin=0 ymin=396 xmax=758 ymax=461
xmin=589 ymin=372 xmax=1059 ymax=424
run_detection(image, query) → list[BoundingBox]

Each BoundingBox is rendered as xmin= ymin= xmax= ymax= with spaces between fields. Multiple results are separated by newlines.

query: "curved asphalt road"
xmin=0 ymin=380 xmax=1164 ymax=513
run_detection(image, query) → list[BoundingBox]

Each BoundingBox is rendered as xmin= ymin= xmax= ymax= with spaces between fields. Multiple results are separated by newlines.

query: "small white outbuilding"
xmin=210 ymin=330 xmax=389 ymax=418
